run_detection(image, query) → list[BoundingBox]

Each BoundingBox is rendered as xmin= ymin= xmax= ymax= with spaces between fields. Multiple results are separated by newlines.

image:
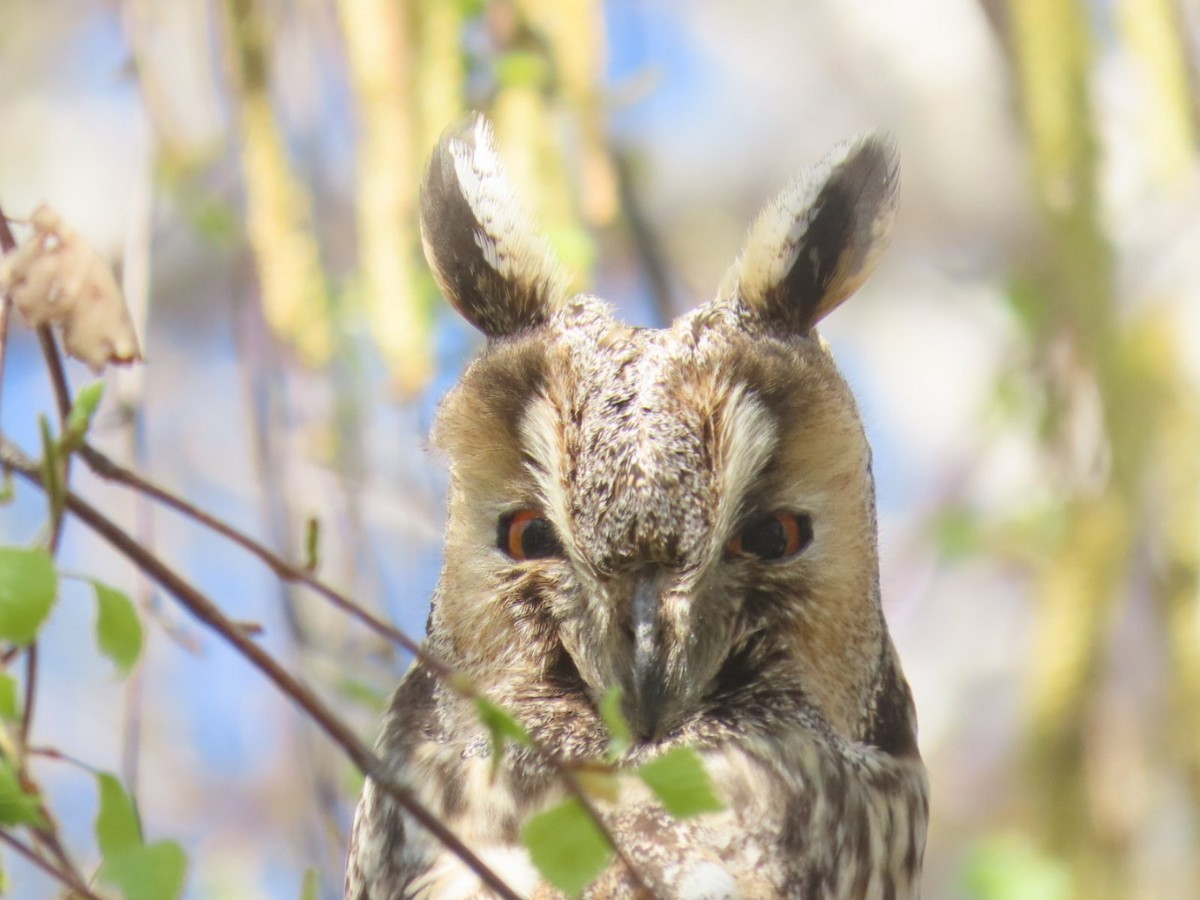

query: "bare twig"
xmin=56 ymin=436 xmax=653 ymax=894
xmin=0 ymin=204 xmax=16 ymax=430
xmin=76 ymin=435 xmax=653 ymax=893
xmin=20 ymin=646 xmax=38 ymax=749
xmin=75 ymin=436 xmax=657 ymax=897
xmin=36 ymin=327 xmax=72 ymax=423
xmin=0 ymin=439 xmax=523 ymax=900
xmin=29 ymin=819 xmax=90 ymax=897
xmin=76 ymin=441 xmax=435 ymax=665
xmin=613 ymin=150 xmax=676 ymax=326
xmin=0 ymin=830 xmax=104 ymax=900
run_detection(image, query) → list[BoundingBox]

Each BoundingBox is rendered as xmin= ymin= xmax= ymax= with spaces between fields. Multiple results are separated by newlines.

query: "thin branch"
xmin=613 ymin=150 xmax=676 ymax=326
xmin=26 ymin=746 xmax=98 ymax=774
xmin=77 ymin=442 xmax=436 ymax=667
xmin=76 ymin=438 xmax=655 ymax=894
xmin=36 ymin=327 xmax=71 ymax=423
xmin=0 ymin=829 xmax=103 ymax=900
xmin=20 ymin=646 xmax=37 ymax=748
xmin=0 ymin=204 xmax=16 ymax=431
xmin=29 ymin=819 xmax=91 ymax=897
xmin=74 ymin=437 xmax=655 ymax=894
xmin=0 ymin=439 xmax=522 ymax=900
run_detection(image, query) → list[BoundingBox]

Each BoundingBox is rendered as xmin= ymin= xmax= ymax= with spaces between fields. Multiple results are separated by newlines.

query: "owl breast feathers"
xmin=347 ymin=115 xmax=928 ymax=899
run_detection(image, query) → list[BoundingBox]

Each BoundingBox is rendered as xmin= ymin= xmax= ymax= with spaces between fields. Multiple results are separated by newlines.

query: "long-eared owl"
xmin=346 ymin=115 xmax=928 ymax=899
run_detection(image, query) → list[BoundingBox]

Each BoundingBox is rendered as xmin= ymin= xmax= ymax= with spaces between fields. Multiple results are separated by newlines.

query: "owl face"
xmin=422 ymin=116 xmax=899 ymax=749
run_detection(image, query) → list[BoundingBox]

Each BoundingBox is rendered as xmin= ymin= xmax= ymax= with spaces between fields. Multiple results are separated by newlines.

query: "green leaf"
xmin=190 ymin=196 xmax=238 ymax=244
xmin=635 ymin=747 xmax=725 ymax=819
xmin=495 ymin=50 xmax=549 ymax=88
xmin=92 ymin=581 xmax=143 ymax=675
xmin=474 ymin=697 xmax=532 ymax=771
xmin=62 ymin=381 xmax=105 ymax=451
xmin=962 ymin=834 xmax=1072 ymax=900
xmin=0 ymin=758 xmax=44 ymax=827
xmin=38 ymin=415 xmax=65 ymax=526
xmin=100 ymin=840 xmax=187 ymax=900
xmin=299 ymin=867 xmax=319 ymax=900
xmin=599 ymin=686 xmax=631 ymax=758
xmin=574 ymin=769 xmax=619 ymax=804
xmin=303 ymin=516 xmax=320 ymax=571
xmin=0 ymin=547 xmax=57 ymax=645
xmin=95 ymin=772 xmax=187 ymax=900
xmin=521 ymin=798 xmax=612 ymax=898
xmin=0 ymin=672 xmax=19 ymax=721
xmin=0 ymin=467 xmax=14 ymax=505
xmin=336 ymin=677 xmax=387 ymax=713
xmin=95 ymin=772 xmax=142 ymax=859
xmin=933 ymin=506 xmax=980 ymax=561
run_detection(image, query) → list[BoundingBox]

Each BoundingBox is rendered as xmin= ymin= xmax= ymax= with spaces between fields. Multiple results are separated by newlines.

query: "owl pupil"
xmin=743 ymin=518 xmax=789 ymax=559
xmin=520 ymin=518 xmax=561 ymax=559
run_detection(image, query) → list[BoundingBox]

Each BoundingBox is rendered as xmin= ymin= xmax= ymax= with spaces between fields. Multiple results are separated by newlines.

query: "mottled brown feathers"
xmin=347 ymin=116 xmax=928 ymax=899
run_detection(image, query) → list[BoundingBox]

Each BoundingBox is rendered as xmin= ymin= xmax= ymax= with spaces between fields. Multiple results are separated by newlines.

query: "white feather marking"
xmin=714 ymin=388 xmax=778 ymax=540
xmin=449 ymin=117 xmax=568 ymax=301
xmin=520 ymin=394 xmax=572 ymax=544
xmin=409 ymin=846 xmax=542 ymax=899
xmin=678 ymin=861 xmax=741 ymax=900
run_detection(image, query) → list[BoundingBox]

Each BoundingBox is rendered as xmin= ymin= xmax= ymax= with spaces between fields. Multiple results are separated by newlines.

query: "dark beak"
xmin=628 ymin=575 xmax=666 ymax=741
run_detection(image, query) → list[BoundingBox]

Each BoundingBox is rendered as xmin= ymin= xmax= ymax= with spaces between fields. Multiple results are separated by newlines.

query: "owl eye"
xmin=726 ymin=512 xmax=813 ymax=561
xmin=499 ymin=510 xmax=564 ymax=561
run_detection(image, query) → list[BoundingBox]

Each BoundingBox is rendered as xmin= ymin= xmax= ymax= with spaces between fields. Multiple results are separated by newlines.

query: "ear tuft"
xmin=419 ymin=114 xmax=569 ymax=338
xmin=729 ymin=132 xmax=899 ymax=334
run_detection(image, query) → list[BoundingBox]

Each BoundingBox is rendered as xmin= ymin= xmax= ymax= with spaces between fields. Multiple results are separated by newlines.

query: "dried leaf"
xmin=0 ymin=204 xmax=141 ymax=373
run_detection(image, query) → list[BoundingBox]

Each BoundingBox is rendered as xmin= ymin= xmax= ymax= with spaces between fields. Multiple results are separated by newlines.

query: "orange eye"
xmin=499 ymin=510 xmax=563 ymax=561
xmin=726 ymin=512 xmax=812 ymax=561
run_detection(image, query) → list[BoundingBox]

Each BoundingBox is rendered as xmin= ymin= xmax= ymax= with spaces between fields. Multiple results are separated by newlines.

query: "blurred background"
xmin=1 ymin=0 xmax=1199 ymax=897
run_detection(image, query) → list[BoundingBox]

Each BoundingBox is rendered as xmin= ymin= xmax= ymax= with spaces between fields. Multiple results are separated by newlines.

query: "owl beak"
xmin=628 ymin=576 xmax=667 ymax=741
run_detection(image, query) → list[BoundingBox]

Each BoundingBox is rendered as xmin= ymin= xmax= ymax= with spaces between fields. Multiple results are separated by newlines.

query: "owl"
xmin=346 ymin=115 xmax=928 ymax=899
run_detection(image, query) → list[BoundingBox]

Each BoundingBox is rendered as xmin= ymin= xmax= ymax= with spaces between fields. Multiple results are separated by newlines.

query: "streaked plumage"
xmin=347 ymin=115 xmax=928 ymax=899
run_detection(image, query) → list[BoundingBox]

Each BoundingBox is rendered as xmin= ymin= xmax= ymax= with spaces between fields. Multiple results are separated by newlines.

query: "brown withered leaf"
xmin=0 ymin=205 xmax=142 ymax=373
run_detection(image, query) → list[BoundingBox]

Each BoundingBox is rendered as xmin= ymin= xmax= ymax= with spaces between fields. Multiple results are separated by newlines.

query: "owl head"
xmin=421 ymin=115 xmax=909 ymax=754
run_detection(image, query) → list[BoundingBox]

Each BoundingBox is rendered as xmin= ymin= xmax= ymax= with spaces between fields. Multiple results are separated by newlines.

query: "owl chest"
xmin=394 ymin=736 xmax=926 ymax=899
